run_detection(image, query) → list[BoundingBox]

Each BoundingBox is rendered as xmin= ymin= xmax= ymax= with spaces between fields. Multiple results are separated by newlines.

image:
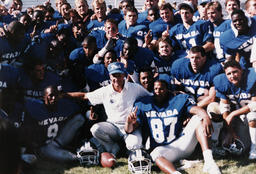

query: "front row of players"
xmin=4 ymin=60 xmax=256 ymax=174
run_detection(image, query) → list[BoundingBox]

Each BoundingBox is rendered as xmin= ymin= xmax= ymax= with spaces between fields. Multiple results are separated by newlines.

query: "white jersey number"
xmin=150 ymin=117 xmax=178 ymax=144
xmin=47 ymin=123 xmax=59 ymax=138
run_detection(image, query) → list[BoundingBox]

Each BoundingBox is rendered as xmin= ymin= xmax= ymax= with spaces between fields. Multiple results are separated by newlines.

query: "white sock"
xmin=203 ymin=149 xmax=214 ymax=164
xmin=211 ymin=122 xmax=223 ymax=142
xmin=249 ymin=127 xmax=256 ymax=146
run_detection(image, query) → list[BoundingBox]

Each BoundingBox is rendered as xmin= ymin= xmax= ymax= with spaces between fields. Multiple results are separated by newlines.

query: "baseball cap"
xmin=108 ymin=62 xmax=126 ymax=75
xmin=178 ymin=2 xmax=195 ymax=12
xmin=198 ymin=0 xmax=211 ymax=5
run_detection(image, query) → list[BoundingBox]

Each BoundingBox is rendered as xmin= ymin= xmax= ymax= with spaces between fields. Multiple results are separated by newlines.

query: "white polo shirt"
xmin=87 ymin=81 xmax=151 ymax=126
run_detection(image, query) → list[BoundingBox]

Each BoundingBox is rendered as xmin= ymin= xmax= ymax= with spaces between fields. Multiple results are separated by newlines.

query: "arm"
xmin=65 ymin=92 xmax=88 ymax=100
xmin=125 ymin=107 xmax=139 ymax=133
xmin=189 ymin=106 xmax=213 ymax=137
xmin=202 ymin=41 xmax=214 ymax=53
xmin=220 ymin=98 xmax=230 ymax=120
xmin=197 ymin=86 xmax=216 ymax=108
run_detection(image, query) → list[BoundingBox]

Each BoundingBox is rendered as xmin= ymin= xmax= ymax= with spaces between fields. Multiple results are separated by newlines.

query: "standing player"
xmin=171 ymin=46 xmax=223 ymax=109
xmin=245 ymin=0 xmax=256 ymax=17
xmin=169 ymin=2 xmax=214 ymax=58
xmin=125 ymin=80 xmax=221 ymax=174
xmin=224 ymin=0 xmax=240 ymax=19
xmin=211 ymin=61 xmax=256 ymax=159
xmin=220 ymin=9 xmax=256 ymax=69
xmin=137 ymin=0 xmax=159 ymax=24
xmin=206 ymin=1 xmax=231 ymax=63
xmin=118 ymin=7 xmax=148 ymax=47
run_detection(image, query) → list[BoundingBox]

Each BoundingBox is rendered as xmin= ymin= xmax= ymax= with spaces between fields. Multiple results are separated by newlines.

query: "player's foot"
xmin=203 ymin=161 xmax=222 ymax=174
xmin=211 ymin=140 xmax=226 ymax=157
xmin=21 ymin=154 xmax=37 ymax=165
xmin=249 ymin=144 xmax=256 ymax=160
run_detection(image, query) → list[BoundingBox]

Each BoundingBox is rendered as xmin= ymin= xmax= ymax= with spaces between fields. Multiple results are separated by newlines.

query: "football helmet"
xmin=222 ymin=138 xmax=245 ymax=155
xmin=128 ymin=149 xmax=152 ymax=174
xmin=76 ymin=141 xmax=99 ymax=166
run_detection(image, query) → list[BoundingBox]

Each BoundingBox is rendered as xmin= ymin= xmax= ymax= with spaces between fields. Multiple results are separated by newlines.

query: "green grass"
xmin=26 ymin=154 xmax=256 ymax=174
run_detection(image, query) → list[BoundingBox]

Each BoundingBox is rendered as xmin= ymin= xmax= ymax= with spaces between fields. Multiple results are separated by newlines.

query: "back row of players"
xmin=0 ymin=0 xmax=256 ymax=174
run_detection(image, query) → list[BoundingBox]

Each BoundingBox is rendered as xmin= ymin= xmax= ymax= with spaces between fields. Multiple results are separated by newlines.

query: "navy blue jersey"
xmin=89 ymin=30 xmax=124 ymax=51
xmin=0 ymin=36 xmax=30 ymax=66
xmin=171 ymin=57 xmax=223 ymax=99
xmin=87 ymin=19 xmax=105 ymax=32
xmin=118 ymin=21 xmax=148 ymax=46
xmin=137 ymin=10 xmax=148 ymax=24
xmin=19 ymin=70 xmax=61 ymax=100
xmin=169 ymin=20 xmax=214 ymax=58
xmin=135 ymin=94 xmax=196 ymax=149
xmin=23 ymin=98 xmax=80 ymax=146
xmin=84 ymin=63 xmax=111 ymax=91
xmin=220 ymin=17 xmax=256 ymax=68
xmin=214 ymin=68 xmax=256 ymax=109
xmin=152 ymin=54 xmax=178 ymax=75
xmin=149 ymin=15 xmax=181 ymax=41
xmin=213 ymin=20 xmax=231 ymax=62
xmin=0 ymin=64 xmax=20 ymax=114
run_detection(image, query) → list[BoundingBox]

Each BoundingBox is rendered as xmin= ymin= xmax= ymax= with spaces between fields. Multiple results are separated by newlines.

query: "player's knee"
xmin=247 ymin=112 xmax=256 ymax=127
xmin=125 ymin=134 xmax=142 ymax=150
xmin=90 ymin=123 xmax=101 ymax=137
xmin=207 ymin=102 xmax=223 ymax=122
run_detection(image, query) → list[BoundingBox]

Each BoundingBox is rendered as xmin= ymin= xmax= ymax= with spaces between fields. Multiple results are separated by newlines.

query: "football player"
xmin=171 ymin=46 xmax=223 ymax=108
xmin=20 ymin=86 xmax=86 ymax=163
xmin=245 ymin=0 xmax=256 ymax=17
xmin=206 ymin=1 xmax=231 ymax=63
xmin=125 ymin=80 xmax=221 ymax=174
xmin=118 ymin=7 xmax=148 ymax=47
xmin=220 ymin=9 xmax=256 ymax=69
xmin=169 ymin=2 xmax=214 ymax=58
xmin=211 ymin=60 xmax=256 ymax=159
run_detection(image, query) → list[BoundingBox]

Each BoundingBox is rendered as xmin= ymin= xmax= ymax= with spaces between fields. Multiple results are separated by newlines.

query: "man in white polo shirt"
xmin=67 ymin=62 xmax=151 ymax=156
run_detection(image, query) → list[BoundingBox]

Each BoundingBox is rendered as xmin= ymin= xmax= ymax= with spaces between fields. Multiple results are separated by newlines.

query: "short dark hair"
xmin=223 ymin=60 xmax=241 ymax=70
xmin=139 ymin=67 xmax=153 ymax=78
xmin=124 ymin=6 xmax=138 ymax=15
xmin=190 ymin=46 xmax=206 ymax=57
xmin=82 ymin=35 xmax=96 ymax=46
xmin=0 ymin=118 xmax=21 ymax=174
xmin=154 ymin=79 xmax=169 ymax=89
xmin=231 ymin=9 xmax=246 ymax=18
xmin=159 ymin=3 xmax=173 ymax=11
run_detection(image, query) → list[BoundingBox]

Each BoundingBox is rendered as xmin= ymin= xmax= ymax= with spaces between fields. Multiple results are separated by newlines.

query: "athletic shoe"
xmin=249 ymin=145 xmax=256 ymax=160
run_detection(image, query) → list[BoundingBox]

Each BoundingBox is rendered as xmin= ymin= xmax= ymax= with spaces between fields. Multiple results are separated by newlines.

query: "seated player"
xmin=171 ymin=46 xmax=223 ymax=109
xmin=20 ymin=86 xmax=89 ymax=163
xmin=125 ymin=80 xmax=221 ymax=174
xmin=210 ymin=60 xmax=256 ymax=159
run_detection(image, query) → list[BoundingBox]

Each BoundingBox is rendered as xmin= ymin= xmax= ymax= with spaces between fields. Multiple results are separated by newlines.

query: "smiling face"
xmin=104 ymin=21 xmax=118 ymax=39
xmin=158 ymin=41 xmax=172 ymax=57
xmin=160 ymin=8 xmax=173 ymax=23
xmin=225 ymin=0 xmax=240 ymax=16
xmin=231 ymin=12 xmax=249 ymax=34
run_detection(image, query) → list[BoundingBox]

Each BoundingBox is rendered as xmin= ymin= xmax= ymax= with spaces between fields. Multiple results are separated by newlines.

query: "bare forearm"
xmin=66 ymin=92 xmax=87 ymax=100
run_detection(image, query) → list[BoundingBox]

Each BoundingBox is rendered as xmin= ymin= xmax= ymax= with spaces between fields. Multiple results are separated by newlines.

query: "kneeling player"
xmin=125 ymin=80 xmax=221 ymax=174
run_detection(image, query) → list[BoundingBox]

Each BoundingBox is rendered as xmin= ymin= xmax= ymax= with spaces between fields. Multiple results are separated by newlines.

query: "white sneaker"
xmin=203 ymin=161 xmax=222 ymax=174
xmin=249 ymin=145 xmax=256 ymax=160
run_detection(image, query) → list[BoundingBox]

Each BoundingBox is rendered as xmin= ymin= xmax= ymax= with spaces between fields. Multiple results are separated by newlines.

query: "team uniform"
xmin=84 ymin=63 xmax=111 ymax=91
xmin=135 ymin=93 xmax=202 ymax=162
xmin=220 ymin=17 xmax=256 ymax=69
xmin=19 ymin=70 xmax=61 ymax=100
xmin=0 ymin=64 xmax=20 ymax=115
xmin=118 ymin=21 xmax=148 ymax=47
xmin=171 ymin=57 xmax=223 ymax=101
xmin=213 ymin=68 xmax=256 ymax=151
xmin=21 ymin=98 xmax=84 ymax=162
xmin=87 ymin=19 xmax=105 ymax=32
xmin=89 ymin=30 xmax=124 ymax=50
xmin=213 ymin=20 xmax=231 ymax=62
xmin=0 ymin=35 xmax=30 ymax=67
xmin=169 ymin=20 xmax=214 ymax=58
xmin=149 ymin=17 xmax=181 ymax=41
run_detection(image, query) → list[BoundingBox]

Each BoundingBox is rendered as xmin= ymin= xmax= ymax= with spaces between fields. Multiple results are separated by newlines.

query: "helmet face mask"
xmin=128 ymin=149 xmax=152 ymax=174
xmin=77 ymin=141 xmax=99 ymax=166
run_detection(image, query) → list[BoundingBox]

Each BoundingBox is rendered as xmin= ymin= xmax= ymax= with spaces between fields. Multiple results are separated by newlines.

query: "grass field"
xmin=26 ymin=153 xmax=256 ymax=174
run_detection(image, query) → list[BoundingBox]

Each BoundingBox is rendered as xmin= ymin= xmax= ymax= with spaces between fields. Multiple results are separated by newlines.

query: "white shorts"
xmin=150 ymin=115 xmax=202 ymax=162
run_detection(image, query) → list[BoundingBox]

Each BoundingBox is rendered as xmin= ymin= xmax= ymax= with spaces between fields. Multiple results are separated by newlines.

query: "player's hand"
xmin=144 ymin=30 xmax=152 ymax=46
xmin=225 ymin=114 xmax=235 ymax=125
xmin=127 ymin=106 xmax=138 ymax=125
xmin=202 ymin=116 xmax=213 ymax=137
xmin=161 ymin=25 xmax=170 ymax=38
xmin=89 ymin=106 xmax=98 ymax=120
